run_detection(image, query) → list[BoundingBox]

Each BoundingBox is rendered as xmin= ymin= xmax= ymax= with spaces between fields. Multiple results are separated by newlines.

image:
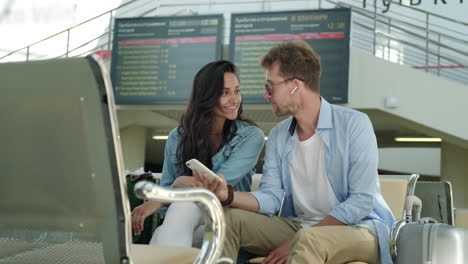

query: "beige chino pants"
xmin=222 ymin=208 xmax=379 ymax=264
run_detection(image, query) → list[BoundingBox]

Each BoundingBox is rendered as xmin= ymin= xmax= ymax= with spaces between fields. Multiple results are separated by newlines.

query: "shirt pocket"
xmin=223 ymin=135 xmax=243 ymax=158
xmin=212 ymin=136 xmax=240 ymax=171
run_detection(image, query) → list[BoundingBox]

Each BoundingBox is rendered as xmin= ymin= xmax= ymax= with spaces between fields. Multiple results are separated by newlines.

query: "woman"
xmin=131 ymin=60 xmax=265 ymax=247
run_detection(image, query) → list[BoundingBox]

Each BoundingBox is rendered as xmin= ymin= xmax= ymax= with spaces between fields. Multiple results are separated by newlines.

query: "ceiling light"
xmin=394 ymin=137 xmax=442 ymax=142
xmin=152 ymin=135 xmax=168 ymax=140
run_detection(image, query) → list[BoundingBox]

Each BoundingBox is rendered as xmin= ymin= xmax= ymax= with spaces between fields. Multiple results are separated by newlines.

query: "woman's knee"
xmin=163 ymin=202 xmax=202 ymax=227
xmin=169 ymin=201 xmax=199 ymax=212
xmin=166 ymin=202 xmax=201 ymax=219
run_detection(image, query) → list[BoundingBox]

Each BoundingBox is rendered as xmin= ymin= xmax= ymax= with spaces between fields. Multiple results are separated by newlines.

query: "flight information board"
xmin=111 ymin=15 xmax=223 ymax=105
xmin=230 ymin=9 xmax=350 ymax=104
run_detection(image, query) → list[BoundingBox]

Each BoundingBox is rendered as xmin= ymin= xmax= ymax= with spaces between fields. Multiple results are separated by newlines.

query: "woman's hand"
xmin=192 ymin=170 xmax=229 ymax=202
xmin=171 ymin=176 xmax=195 ymax=188
xmin=131 ymin=200 xmax=162 ymax=235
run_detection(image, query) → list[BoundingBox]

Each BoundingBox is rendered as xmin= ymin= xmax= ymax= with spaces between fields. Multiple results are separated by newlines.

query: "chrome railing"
xmin=325 ymin=0 xmax=468 ymax=85
xmin=0 ymin=0 xmax=160 ymax=62
xmin=1 ymin=0 xmax=467 ymax=85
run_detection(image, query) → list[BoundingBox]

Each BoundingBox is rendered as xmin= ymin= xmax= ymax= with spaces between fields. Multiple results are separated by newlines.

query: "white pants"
xmin=149 ymin=201 xmax=205 ymax=248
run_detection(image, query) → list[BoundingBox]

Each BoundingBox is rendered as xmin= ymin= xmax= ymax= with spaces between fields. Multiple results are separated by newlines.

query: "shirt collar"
xmin=288 ymin=97 xmax=333 ymax=136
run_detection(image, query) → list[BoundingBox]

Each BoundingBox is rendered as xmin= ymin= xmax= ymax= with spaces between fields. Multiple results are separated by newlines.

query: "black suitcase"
xmin=126 ymin=173 xmax=161 ymax=244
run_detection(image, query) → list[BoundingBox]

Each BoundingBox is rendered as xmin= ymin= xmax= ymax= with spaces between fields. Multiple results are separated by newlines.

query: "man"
xmin=194 ymin=40 xmax=394 ymax=264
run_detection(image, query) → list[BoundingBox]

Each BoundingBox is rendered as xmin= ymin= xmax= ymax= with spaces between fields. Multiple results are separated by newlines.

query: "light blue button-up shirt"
xmin=252 ymin=98 xmax=394 ymax=264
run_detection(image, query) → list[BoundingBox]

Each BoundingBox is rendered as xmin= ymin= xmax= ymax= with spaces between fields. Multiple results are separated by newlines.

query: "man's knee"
xmin=223 ymin=208 xmax=248 ymax=229
xmin=292 ymin=227 xmax=325 ymax=253
xmin=294 ymin=227 xmax=321 ymax=242
xmin=289 ymin=227 xmax=329 ymax=263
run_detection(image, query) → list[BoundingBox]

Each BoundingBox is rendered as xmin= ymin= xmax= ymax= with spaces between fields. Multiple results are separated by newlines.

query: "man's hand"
xmin=131 ymin=200 xmax=161 ymax=235
xmin=262 ymin=240 xmax=292 ymax=264
xmin=192 ymin=170 xmax=229 ymax=201
xmin=316 ymin=215 xmax=344 ymax=226
xmin=193 ymin=171 xmax=260 ymax=212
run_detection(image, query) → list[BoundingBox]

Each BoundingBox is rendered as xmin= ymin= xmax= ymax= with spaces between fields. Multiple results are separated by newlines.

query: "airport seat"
xmin=251 ymin=174 xmax=262 ymax=191
xmin=363 ymin=175 xmax=419 ymax=264
xmin=414 ymin=181 xmax=454 ymax=225
xmin=379 ymin=174 xmax=419 ymax=219
xmin=344 ymin=175 xmax=419 ymax=264
xmin=455 ymin=208 xmax=468 ymax=228
xmin=0 ymin=56 xmax=227 ymax=264
xmin=131 ymin=244 xmax=198 ymax=264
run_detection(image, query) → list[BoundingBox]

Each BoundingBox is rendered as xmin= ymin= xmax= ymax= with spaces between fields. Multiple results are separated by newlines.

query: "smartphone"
xmin=185 ymin=158 xmax=222 ymax=182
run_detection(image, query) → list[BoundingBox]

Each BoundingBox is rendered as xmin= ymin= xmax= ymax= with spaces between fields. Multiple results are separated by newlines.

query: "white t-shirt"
xmin=289 ymin=132 xmax=376 ymax=234
xmin=289 ymin=133 xmax=339 ymax=227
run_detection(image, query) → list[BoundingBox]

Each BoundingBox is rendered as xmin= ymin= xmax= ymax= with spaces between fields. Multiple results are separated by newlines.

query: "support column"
xmin=120 ymin=126 xmax=147 ymax=172
xmin=441 ymin=142 xmax=468 ymax=208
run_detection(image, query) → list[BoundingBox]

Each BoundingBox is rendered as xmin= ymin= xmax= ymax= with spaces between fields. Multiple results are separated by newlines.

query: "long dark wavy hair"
xmin=176 ymin=60 xmax=254 ymax=176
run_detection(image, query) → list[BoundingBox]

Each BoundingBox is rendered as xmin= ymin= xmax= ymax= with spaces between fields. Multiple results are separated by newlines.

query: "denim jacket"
xmin=251 ymin=98 xmax=394 ymax=264
xmin=160 ymin=120 xmax=265 ymax=192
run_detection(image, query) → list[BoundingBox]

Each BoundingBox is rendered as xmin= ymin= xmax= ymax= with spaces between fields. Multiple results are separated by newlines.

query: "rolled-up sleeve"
xmin=330 ymin=114 xmax=379 ymax=225
xmin=251 ymin=126 xmax=285 ymax=216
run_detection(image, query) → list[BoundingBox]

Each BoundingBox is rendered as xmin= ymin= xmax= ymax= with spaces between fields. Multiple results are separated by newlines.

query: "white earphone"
xmin=290 ymin=86 xmax=298 ymax=94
